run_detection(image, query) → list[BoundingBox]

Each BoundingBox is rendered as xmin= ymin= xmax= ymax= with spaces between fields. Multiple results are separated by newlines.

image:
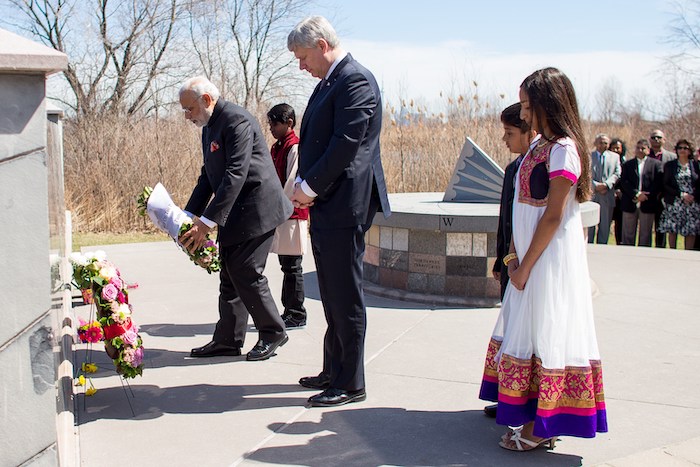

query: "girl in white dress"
xmin=479 ymin=67 xmax=608 ymax=451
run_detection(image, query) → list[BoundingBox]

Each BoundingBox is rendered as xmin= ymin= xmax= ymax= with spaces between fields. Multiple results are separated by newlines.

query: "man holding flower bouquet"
xmin=179 ymin=76 xmax=293 ymax=361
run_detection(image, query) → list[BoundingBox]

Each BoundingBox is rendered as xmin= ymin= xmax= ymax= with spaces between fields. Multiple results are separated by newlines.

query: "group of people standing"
xmin=588 ymin=130 xmax=700 ymax=249
xmin=175 ymin=15 xmax=608 ymax=454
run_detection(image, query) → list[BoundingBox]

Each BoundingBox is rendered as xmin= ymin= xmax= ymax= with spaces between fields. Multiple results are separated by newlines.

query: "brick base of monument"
xmin=363 ymin=223 xmax=501 ymax=307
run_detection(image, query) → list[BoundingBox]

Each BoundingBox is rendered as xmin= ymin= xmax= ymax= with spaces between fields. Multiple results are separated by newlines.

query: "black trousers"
xmin=499 ymin=269 xmax=509 ymax=301
xmin=213 ymin=229 xmax=285 ymax=348
xmin=612 ymin=199 xmax=623 ymax=245
xmin=278 ymin=255 xmax=306 ymax=320
xmin=311 ymin=209 xmax=377 ymax=392
xmin=654 ymin=203 xmax=667 ymax=248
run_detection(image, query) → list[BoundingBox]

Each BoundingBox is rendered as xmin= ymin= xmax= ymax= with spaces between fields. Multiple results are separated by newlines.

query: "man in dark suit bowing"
xmin=179 ymin=76 xmax=292 ymax=361
xmin=287 ymin=16 xmax=391 ymax=407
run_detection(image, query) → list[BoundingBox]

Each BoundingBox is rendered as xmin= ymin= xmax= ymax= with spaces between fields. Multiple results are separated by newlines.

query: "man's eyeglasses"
xmin=650 ymin=135 xmax=663 ymax=140
xmin=182 ymin=95 xmax=203 ymax=113
xmin=677 ymin=146 xmax=690 ymax=151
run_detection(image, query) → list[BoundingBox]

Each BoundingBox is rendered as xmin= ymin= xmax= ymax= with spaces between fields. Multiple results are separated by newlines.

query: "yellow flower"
xmin=85 ymin=386 xmax=97 ymax=396
xmin=75 ymin=375 xmax=86 ymax=386
xmin=82 ymin=362 xmax=98 ymax=373
xmin=99 ymin=266 xmax=117 ymax=281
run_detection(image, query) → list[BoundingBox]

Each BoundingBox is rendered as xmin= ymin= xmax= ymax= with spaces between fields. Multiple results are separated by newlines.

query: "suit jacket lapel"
xmin=300 ymin=54 xmax=354 ymax=142
xmin=300 ymin=80 xmax=325 ymax=141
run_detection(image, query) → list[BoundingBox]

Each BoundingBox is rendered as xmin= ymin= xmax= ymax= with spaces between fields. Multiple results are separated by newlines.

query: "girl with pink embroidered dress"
xmin=479 ymin=67 xmax=608 ymax=451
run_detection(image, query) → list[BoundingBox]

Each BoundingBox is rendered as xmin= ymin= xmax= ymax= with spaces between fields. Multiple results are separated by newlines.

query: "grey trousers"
xmin=588 ymin=197 xmax=614 ymax=244
xmin=622 ymin=209 xmax=655 ymax=247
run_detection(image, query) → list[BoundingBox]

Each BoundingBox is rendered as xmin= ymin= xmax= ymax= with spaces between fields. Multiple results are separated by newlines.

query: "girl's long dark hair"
xmin=521 ymin=67 xmax=591 ymax=202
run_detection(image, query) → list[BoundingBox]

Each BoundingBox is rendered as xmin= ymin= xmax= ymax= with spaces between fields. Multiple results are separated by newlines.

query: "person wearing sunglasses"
xmin=648 ymin=130 xmax=678 ymax=248
xmin=657 ymin=139 xmax=700 ymax=249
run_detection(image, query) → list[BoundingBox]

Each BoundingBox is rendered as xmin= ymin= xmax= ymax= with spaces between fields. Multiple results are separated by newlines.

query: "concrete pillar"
xmin=0 ymin=28 xmax=67 ymax=467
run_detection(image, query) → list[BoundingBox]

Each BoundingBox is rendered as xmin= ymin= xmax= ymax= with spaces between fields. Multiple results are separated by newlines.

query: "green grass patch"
xmin=73 ymin=231 xmax=170 ymax=250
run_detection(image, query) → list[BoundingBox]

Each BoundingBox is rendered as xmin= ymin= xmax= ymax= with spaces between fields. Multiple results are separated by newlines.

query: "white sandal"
xmin=499 ymin=429 xmax=556 ymax=452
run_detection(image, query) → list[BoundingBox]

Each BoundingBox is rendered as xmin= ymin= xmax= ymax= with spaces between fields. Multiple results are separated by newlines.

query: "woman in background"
xmin=658 ymin=139 xmax=699 ymax=249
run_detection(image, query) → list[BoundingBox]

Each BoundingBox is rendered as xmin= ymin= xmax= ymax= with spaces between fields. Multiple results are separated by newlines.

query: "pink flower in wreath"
xmin=122 ymin=347 xmax=135 ymax=364
xmin=122 ymin=327 xmax=138 ymax=345
xmin=101 ymin=283 xmax=118 ymax=301
xmin=132 ymin=347 xmax=144 ymax=367
xmin=116 ymin=290 xmax=128 ymax=304
xmin=86 ymin=325 xmax=103 ymax=343
xmin=210 ymin=140 xmax=220 ymax=152
xmin=110 ymin=276 xmax=123 ymax=290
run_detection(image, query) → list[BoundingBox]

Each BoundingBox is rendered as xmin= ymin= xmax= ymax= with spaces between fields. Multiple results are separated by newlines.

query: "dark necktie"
xmin=308 ymin=79 xmax=327 ymax=106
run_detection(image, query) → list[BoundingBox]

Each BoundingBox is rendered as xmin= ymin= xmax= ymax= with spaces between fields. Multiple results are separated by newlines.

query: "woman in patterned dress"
xmin=658 ymin=139 xmax=700 ymax=249
xmin=479 ymin=67 xmax=608 ymax=451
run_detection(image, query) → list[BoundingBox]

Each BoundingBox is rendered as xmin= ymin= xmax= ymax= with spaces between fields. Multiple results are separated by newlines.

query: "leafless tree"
xmin=184 ymin=0 xmax=309 ymax=111
xmin=666 ymin=0 xmax=700 ymax=77
xmin=9 ymin=0 xmax=180 ymax=118
xmin=595 ymin=77 xmax=624 ymax=123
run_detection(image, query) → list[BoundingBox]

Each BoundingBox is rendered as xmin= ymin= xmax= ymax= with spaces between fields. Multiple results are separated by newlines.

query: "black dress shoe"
xmin=484 ymin=404 xmax=498 ymax=418
xmin=246 ymin=334 xmax=289 ymax=361
xmin=299 ymin=374 xmax=330 ymax=390
xmin=307 ymin=388 xmax=366 ymax=407
xmin=190 ymin=341 xmax=241 ymax=358
xmin=282 ymin=314 xmax=306 ymax=329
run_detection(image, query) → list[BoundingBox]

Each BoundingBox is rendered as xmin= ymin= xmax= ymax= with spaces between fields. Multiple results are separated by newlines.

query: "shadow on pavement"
xmin=139 ymin=323 xmax=215 ymax=337
xmin=75 ymin=347 xmax=256 ymax=377
xmin=247 ymin=408 xmax=583 ymax=467
xmin=303 ymin=271 xmax=473 ymax=311
xmin=76 ymin=383 xmax=310 ymax=424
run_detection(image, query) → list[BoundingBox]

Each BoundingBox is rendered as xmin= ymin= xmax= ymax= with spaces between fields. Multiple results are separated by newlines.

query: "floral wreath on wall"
xmin=70 ymin=251 xmax=144 ymax=394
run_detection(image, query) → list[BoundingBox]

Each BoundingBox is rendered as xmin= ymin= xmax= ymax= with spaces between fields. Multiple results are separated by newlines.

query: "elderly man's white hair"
xmin=287 ymin=16 xmax=340 ymax=50
xmin=180 ymin=76 xmax=220 ymax=101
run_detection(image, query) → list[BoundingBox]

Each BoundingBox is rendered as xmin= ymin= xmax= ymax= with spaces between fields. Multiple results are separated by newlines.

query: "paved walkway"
xmin=72 ymin=242 xmax=700 ymax=466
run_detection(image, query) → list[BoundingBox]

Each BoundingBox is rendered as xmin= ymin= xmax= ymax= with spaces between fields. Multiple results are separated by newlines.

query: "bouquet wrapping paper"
xmin=146 ymin=182 xmax=192 ymax=243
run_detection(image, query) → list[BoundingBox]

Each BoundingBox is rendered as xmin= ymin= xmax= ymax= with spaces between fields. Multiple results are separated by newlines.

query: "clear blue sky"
xmin=300 ymin=0 xmax=685 ymax=118
xmin=1 ymin=0 xmax=687 ymax=118
xmin=312 ymin=0 xmax=672 ymax=53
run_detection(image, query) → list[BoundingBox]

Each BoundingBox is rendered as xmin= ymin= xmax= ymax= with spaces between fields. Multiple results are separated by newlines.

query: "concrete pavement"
xmin=70 ymin=242 xmax=700 ymax=466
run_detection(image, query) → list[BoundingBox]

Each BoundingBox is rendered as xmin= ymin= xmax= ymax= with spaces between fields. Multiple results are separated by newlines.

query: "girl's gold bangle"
xmin=503 ymin=253 xmax=518 ymax=266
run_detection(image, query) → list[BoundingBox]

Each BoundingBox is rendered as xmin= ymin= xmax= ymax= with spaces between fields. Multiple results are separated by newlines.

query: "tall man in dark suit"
xmin=287 ymin=16 xmax=391 ymax=407
xmin=179 ymin=76 xmax=293 ymax=361
xmin=620 ymin=139 xmax=663 ymax=247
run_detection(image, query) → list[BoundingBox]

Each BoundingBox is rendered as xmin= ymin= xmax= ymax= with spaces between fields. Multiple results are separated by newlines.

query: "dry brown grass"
xmin=63 ymin=104 xmax=699 ymax=233
xmin=381 ymin=115 xmax=507 ymax=193
xmin=64 ymin=115 xmax=203 ymax=232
